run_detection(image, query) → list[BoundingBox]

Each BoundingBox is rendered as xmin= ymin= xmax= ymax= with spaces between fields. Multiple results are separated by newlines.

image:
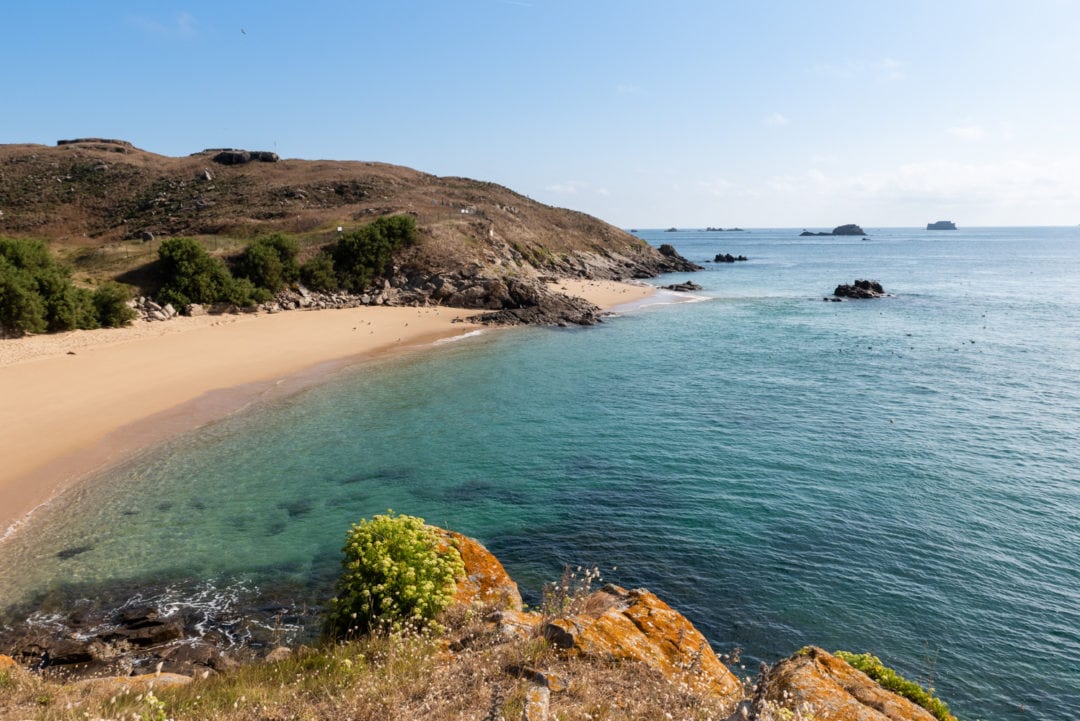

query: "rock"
xmin=832 ymin=224 xmax=866 ymax=236
xmin=75 ymin=672 xmax=192 ymax=694
xmin=199 ymin=168 xmax=214 ymax=181
xmin=434 ymin=529 xmax=523 ymax=611
xmin=833 ymin=279 xmax=886 ymax=299
xmin=264 ymin=646 xmax=293 ymax=664
xmin=662 ymin=281 xmax=703 ymax=292
xmin=523 ymin=685 xmax=551 ymax=721
xmin=213 ymin=150 xmax=251 ymax=165
xmin=765 ymin=647 xmax=941 ymax=721
xmin=140 ymin=230 xmax=155 ymax=242
xmin=162 ymin=303 xmax=176 ymax=318
xmin=542 ymin=584 xmax=742 ymax=706
xmin=0 ymin=653 xmax=16 ymax=669
xmin=186 ymin=303 xmax=206 ymax=316
xmin=926 ymin=220 xmax=956 ymax=230
xmin=713 ymin=253 xmax=748 ymax=263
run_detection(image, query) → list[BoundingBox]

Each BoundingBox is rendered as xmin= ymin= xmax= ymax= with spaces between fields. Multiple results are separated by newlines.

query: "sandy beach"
xmin=0 ymin=280 xmax=653 ymax=539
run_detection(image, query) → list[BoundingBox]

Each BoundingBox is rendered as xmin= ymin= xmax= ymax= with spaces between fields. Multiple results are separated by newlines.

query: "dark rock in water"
xmin=713 ymin=253 xmax=748 ymax=263
xmin=832 ymin=224 xmax=865 ymax=236
xmin=927 ymin=220 xmax=957 ymax=230
xmin=833 ymin=279 xmax=887 ymax=299
xmin=800 ymin=224 xmax=866 ymax=237
xmin=56 ymin=545 xmax=93 ymax=560
xmin=662 ymin=281 xmax=703 ymax=292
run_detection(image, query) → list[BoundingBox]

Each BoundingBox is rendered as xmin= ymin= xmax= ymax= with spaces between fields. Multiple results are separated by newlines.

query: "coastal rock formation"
xmin=801 ymin=224 xmax=867 ymax=237
xmin=542 ymin=585 xmax=743 ymax=705
xmin=765 ymin=647 xmax=940 ymax=721
xmin=713 ymin=253 xmax=748 ymax=263
xmin=926 ymin=220 xmax=956 ymax=230
xmin=833 ymin=279 xmax=887 ymax=299
xmin=435 ymin=528 xmax=523 ymax=611
xmin=662 ymin=281 xmax=703 ymax=292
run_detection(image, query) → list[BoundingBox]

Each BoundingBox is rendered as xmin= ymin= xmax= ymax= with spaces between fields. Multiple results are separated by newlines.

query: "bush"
xmin=300 ymin=251 xmax=338 ymax=292
xmin=325 ymin=511 xmax=464 ymax=638
xmin=0 ymin=255 xmax=47 ymax=336
xmin=92 ymin=282 xmax=137 ymax=327
xmin=0 ymin=237 xmax=112 ymax=335
xmin=331 ymin=215 xmax=416 ymax=292
xmin=157 ymin=237 xmax=236 ymax=308
xmin=234 ymin=233 xmax=300 ymax=293
xmin=834 ymin=651 xmax=958 ymax=721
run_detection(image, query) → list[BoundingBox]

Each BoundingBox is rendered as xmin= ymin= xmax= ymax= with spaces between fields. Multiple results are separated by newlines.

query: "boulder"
xmin=264 ymin=646 xmax=293 ymax=664
xmin=75 ymin=672 xmax=192 ymax=694
xmin=765 ymin=647 xmax=941 ymax=721
xmin=713 ymin=253 xmax=748 ymax=263
xmin=434 ymin=529 xmax=523 ymax=611
xmin=833 ymin=280 xmax=886 ymax=299
xmin=0 ymin=653 xmax=16 ymax=669
xmin=662 ymin=281 xmax=703 ymax=292
xmin=213 ymin=150 xmax=251 ymax=165
xmin=542 ymin=584 xmax=742 ymax=705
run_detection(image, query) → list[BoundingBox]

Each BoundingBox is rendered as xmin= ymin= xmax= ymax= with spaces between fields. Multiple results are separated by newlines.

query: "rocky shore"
xmin=0 ymin=529 xmax=953 ymax=721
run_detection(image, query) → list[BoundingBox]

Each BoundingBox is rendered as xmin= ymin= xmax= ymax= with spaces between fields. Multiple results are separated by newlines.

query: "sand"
xmin=0 ymin=280 xmax=653 ymax=539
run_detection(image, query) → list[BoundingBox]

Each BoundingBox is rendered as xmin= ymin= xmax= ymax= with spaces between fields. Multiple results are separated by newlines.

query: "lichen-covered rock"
xmin=0 ymin=653 xmax=16 ymax=669
xmin=434 ymin=529 xmax=523 ymax=611
xmin=542 ymin=584 xmax=742 ymax=706
xmin=765 ymin=647 xmax=940 ymax=721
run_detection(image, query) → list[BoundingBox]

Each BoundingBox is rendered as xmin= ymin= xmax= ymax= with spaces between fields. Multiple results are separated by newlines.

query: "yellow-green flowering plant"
xmin=325 ymin=511 xmax=464 ymax=638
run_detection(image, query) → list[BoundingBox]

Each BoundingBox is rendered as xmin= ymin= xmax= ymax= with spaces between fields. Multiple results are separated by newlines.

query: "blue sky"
xmin=3 ymin=1 xmax=1079 ymax=227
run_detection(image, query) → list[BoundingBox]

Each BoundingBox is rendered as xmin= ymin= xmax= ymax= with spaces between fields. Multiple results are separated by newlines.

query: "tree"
xmin=233 ymin=233 xmax=300 ymax=293
xmin=331 ymin=215 xmax=416 ymax=292
xmin=300 ymin=251 xmax=337 ymax=291
xmin=92 ymin=282 xmax=137 ymax=327
xmin=157 ymin=237 xmax=250 ymax=309
xmin=0 ymin=256 xmax=46 ymax=336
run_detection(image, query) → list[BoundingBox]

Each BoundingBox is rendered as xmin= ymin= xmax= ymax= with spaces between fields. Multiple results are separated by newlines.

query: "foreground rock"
xmin=435 ymin=528 xmax=523 ymax=611
xmin=765 ymin=647 xmax=942 ymax=721
xmin=833 ymin=279 xmax=887 ymax=299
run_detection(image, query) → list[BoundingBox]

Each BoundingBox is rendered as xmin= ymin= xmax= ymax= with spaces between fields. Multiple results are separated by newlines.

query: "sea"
xmin=1 ymin=226 xmax=1078 ymax=721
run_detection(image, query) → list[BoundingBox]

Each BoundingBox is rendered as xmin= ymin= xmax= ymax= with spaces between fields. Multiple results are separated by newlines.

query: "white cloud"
xmin=810 ymin=57 xmax=906 ymax=81
xmin=546 ymin=181 xmax=581 ymax=194
xmin=764 ymin=113 xmax=789 ymax=128
xmin=128 ymin=11 xmax=198 ymax=37
xmin=948 ymin=125 xmax=987 ymax=142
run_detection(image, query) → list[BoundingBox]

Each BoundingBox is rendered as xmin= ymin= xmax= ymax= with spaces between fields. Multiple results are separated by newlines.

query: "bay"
xmin=2 ymin=226 xmax=1079 ymax=720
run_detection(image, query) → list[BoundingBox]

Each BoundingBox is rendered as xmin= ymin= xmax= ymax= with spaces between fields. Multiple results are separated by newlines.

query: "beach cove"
xmin=1 ymin=228 xmax=1079 ymax=721
xmin=0 ymin=280 xmax=654 ymax=541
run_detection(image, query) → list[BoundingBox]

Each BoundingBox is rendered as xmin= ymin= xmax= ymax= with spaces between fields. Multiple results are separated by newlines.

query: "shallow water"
xmin=2 ymin=227 xmax=1079 ymax=720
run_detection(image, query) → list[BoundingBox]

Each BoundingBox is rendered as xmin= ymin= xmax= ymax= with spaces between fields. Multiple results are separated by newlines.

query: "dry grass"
xmin=0 ymin=604 xmax=744 ymax=721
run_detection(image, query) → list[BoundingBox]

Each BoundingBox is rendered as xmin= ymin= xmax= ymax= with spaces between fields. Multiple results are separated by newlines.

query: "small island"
xmin=799 ymin=224 xmax=866 ymax=237
xmin=927 ymin=220 xmax=957 ymax=230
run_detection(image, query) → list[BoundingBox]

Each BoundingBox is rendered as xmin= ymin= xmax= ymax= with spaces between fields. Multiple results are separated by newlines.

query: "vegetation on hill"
xmin=0 ymin=237 xmax=134 ymax=336
xmin=835 ymin=650 xmax=959 ymax=721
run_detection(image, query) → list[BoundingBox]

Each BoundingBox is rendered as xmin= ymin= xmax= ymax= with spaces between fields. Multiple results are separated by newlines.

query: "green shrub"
xmin=92 ymin=281 xmax=137 ymax=327
xmin=0 ymin=237 xmax=102 ymax=335
xmin=300 ymin=251 xmax=338 ymax=291
xmin=835 ymin=651 xmax=958 ymax=721
xmin=157 ymin=237 xmax=236 ymax=308
xmin=331 ymin=215 xmax=416 ymax=292
xmin=325 ymin=511 xmax=464 ymax=638
xmin=234 ymin=233 xmax=300 ymax=293
xmin=0 ymin=255 xmax=47 ymax=336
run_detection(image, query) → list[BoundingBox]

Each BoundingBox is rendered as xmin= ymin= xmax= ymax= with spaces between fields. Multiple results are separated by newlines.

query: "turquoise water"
xmin=2 ymin=227 xmax=1079 ymax=720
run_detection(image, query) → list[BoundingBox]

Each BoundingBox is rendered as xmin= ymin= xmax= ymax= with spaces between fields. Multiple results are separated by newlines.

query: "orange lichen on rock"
xmin=0 ymin=653 xmax=16 ymax=669
xmin=434 ymin=528 xmax=523 ymax=611
xmin=542 ymin=584 xmax=742 ymax=706
xmin=766 ymin=646 xmax=940 ymax=721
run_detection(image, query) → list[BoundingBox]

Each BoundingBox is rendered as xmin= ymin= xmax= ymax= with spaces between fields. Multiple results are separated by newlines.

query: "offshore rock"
xmin=765 ymin=647 xmax=940 ymax=721
xmin=434 ymin=529 xmax=523 ymax=611
xmin=542 ymin=584 xmax=742 ymax=706
xmin=662 ymin=281 xmax=703 ymax=292
xmin=833 ymin=279 xmax=886 ymax=299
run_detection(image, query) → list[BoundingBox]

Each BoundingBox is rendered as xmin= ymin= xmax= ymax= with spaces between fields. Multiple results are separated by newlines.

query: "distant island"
xmin=704 ymin=227 xmax=744 ymax=232
xmin=799 ymin=224 xmax=866 ymax=237
xmin=927 ymin=220 xmax=957 ymax=230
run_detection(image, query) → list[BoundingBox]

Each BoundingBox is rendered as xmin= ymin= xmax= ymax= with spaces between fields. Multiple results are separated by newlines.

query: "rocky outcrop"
xmin=542 ymin=585 xmax=743 ymax=705
xmin=435 ymin=529 xmax=523 ymax=611
xmin=713 ymin=253 xmax=748 ymax=263
xmin=801 ymin=225 xmax=867 ymax=237
xmin=210 ymin=149 xmax=280 ymax=165
xmin=764 ymin=647 xmax=941 ymax=721
xmin=662 ymin=281 xmax=703 ymax=292
xmin=833 ymin=280 xmax=887 ymax=299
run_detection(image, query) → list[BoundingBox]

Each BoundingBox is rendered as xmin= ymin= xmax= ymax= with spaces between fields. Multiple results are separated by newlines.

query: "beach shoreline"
xmin=0 ymin=280 xmax=654 ymax=540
